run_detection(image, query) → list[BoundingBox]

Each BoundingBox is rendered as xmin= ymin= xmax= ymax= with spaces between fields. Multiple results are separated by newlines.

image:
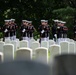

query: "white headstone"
xmin=3 ymin=44 xmax=14 ymax=62
xmin=74 ymin=41 xmax=76 ymax=54
xmin=15 ymin=39 xmax=20 ymax=48
xmin=49 ymin=45 xmax=61 ymax=63
xmin=35 ymin=47 xmax=48 ymax=64
xmin=11 ymin=41 xmax=17 ymax=52
xmin=69 ymin=39 xmax=74 ymax=43
xmin=37 ymin=39 xmax=39 ymax=42
xmin=60 ymin=41 xmax=69 ymax=54
xmin=69 ymin=42 xmax=75 ymax=54
xmin=16 ymin=48 xmax=32 ymax=60
xmin=41 ymin=41 xmax=49 ymax=48
xmin=30 ymin=38 xmax=36 ymax=42
xmin=0 ymin=41 xmax=5 ymax=52
xmin=49 ymin=40 xmax=55 ymax=47
xmin=31 ymin=41 xmax=40 ymax=55
xmin=29 ymin=38 xmax=36 ymax=47
xmin=0 ymin=52 xmax=3 ymax=62
xmin=20 ymin=40 xmax=28 ymax=48
xmin=5 ymin=39 xmax=11 ymax=44
xmin=31 ymin=41 xmax=40 ymax=50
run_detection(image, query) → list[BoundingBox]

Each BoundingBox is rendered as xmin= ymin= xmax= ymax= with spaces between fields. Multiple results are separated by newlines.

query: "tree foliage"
xmin=0 ymin=0 xmax=76 ymax=38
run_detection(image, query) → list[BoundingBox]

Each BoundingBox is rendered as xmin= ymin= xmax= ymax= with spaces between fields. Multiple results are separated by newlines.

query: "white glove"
xmin=57 ymin=27 xmax=60 ymax=29
xmin=22 ymin=29 xmax=26 ymax=32
xmin=54 ymin=34 xmax=57 ymax=37
xmin=41 ymin=30 xmax=44 ymax=34
xmin=4 ymin=29 xmax=8 ymax=33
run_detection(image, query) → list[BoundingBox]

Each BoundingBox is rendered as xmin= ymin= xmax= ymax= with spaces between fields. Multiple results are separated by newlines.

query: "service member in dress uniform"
xmin=73 ymin=24 xmax=76 ymax=40
xmin=57 ymin=21 xmax=67 ymax=43
xmin=2 ymin=20 xmax=10 ymax=41
xmin=9 ymin=20 xmax=16 ymax=41
xmin=11 ymin=19 xmax=17 ymax=40
xmin=59 ymin=21 xmax=65 ymax=41
xmin=9 ymin=20 xmax=13 ymax=40
xmin=28 ymin=21 xmax=35 ymax=40
xmin=20 ymin=20 xmax=29 ymax=40
xmin=38 ymin=20 xmax=48 ymax=42
xmin=45 ymin=20 xmax=50 ymax=41
xmin=57 ymin=21 xmax=62 ymax=43
xmin=63 ymin=25 xmax=68 ymax=41
xmin=60 ymin=21 xmax=68 ymax=41
xmin=52 ymin=20 xmax=59 ymax=42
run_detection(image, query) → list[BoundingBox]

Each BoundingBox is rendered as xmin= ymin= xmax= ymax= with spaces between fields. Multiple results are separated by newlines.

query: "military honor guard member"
xmin=59 ymin=21 xmax=65 ymax=41
xmin=38 ymin=20 xmax=50 ymax=42
xmin=2 ymin=20 xmax=10 ymax=41
xmin=62 ymin=22 xmax=68 ymax=41
xmin=56 ymin=20 xmax=65 ymax=43
xmin=52 ymin=20 xmax=59 ymax=42
xmin=9 ymin=19 xmax=16 ymax=41
xmin=44 ymin=20 xmax=50 ymax=41
xmin=56 ymin=20 xmax=61 ymax=43
xmin=11 ymin=19 xmax=17 ymax=40
xmin=73 ymin=24 xmax=76 ymax=40
xmin=20 ymin=20 xmax=29 ymax=41
xmin=9 ymin=20 xmax=13 ymax=40
xmin=57 ymin=21 xmax=68 ymax=43
xmin=28 ymin=21 xmax=35 ymax=40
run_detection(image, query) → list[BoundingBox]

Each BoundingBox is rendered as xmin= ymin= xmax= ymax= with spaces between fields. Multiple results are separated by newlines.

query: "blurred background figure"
xmin=53 ymin=54 xmax=76 ymax=75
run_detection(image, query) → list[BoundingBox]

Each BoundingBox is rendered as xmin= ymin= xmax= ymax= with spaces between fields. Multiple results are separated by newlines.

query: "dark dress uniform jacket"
xmin=52 ymin=25 xmax=57 ymax=38
xmin=3 ymin=25 xmax=10 ymax=37
xmin=9 ymin=25 xmax=15 ymax=37
xmin=57 ymin=26 xmax=64 ymax=38
xmin=63 ymin=26 xmax=68 ymax=38
xmin=73 ymin=25 xmax=76 ymax=33
xmin=20 ymin=25 xmax=28 ymax=37
xmin=57 ymin=26 xmax=61 ymax=38
xmin=28 ymin=25 xmax=35 ymax=38
xmin=45 ymin=25 xmax=50 ymax=37
xmin=73 ymin=25 xmax=76 ymax=37
xmin=13 ymin=23 xmax=17 ymax=35
xmin=38 ymin=25 xmax=47 ymax=38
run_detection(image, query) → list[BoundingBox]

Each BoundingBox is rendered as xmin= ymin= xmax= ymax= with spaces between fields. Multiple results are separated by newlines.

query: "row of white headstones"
xmin=0 ymin=38 xmax=75 ymax=64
